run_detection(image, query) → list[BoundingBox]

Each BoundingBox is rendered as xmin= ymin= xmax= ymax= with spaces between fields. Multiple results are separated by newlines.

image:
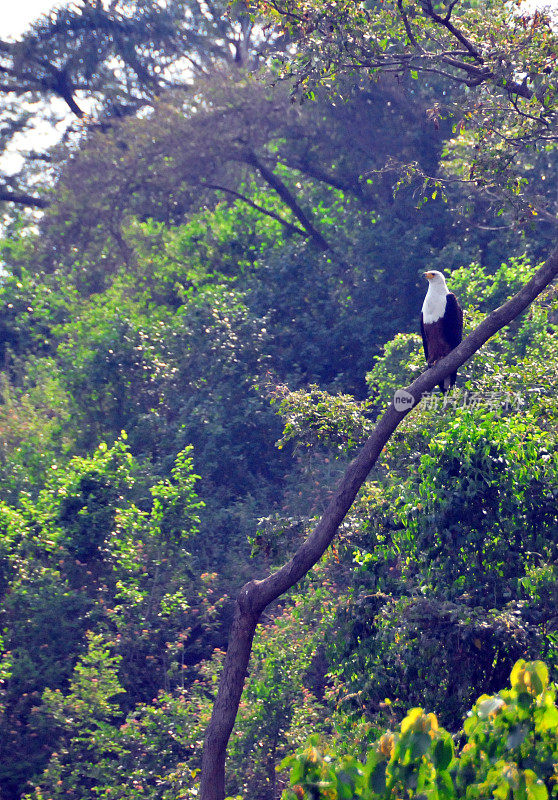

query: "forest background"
xmin=0 ymin=1 xmax=556 ymax=799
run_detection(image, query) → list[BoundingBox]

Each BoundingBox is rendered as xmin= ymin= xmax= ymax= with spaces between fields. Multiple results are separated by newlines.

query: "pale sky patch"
xmin=2 ymin=1 xmax=71 ymax=39
xmin=3 ymin=0 xmax=557 ymax=40
xmin=522 ymin=0 xmax=558 ymax=11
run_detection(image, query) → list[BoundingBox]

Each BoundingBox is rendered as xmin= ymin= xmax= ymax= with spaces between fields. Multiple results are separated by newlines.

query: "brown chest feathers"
xmin=423 ymin=318 xmax=452 ymax=367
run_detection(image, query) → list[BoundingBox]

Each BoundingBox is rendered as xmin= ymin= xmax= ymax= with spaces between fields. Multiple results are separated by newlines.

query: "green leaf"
xmin=370 ymin=762 xmax=387 ymax=794
xmin=409 ymin=731 xmax=432 ymax=759
xmin=524 ymin=770 xmax=548 ymax=800
xmin=539 ymin=705 xmax=558 ymax=732
xmin=433 ymin=736 xmax=454 ymax=770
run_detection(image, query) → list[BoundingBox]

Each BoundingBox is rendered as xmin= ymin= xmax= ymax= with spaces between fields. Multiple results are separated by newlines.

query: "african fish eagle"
xmin=420 ymin=270 xmax=463 ymax=393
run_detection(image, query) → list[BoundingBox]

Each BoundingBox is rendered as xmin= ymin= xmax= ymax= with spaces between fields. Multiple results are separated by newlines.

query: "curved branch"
xmin=202 ymin=182 xmax=309 ymax=237
xmin=243 ymin=150 xmax=333 ymax=251
xmin=397 ymin=0 xmax=420 ymax=49
xmin=200 ymin=241 xmax=558 ymax=800
xmin=420 ymin=0 xmax=484 ymax=63
xmin=278 ymin=157 xmax=366 ymax=199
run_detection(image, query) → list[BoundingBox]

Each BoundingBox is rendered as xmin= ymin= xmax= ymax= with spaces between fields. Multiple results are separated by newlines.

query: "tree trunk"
xmin=200 ymin=591 xmax=261 ymax=800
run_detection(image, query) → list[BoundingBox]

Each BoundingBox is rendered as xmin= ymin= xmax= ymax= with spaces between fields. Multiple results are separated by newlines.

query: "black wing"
xmin=442 ymin=293 xmax=463 ymax=349
xmin=420 ymin=312 xmax=428 ymax=361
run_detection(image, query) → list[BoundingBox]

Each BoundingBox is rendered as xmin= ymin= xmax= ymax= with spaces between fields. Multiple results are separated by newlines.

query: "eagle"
xmin=420 ymin=270 xmax=463 ymax=392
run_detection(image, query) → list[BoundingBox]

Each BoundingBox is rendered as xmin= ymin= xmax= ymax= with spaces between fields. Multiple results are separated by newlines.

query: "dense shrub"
xmin=282 ymin=659 xmax=558 ymax=800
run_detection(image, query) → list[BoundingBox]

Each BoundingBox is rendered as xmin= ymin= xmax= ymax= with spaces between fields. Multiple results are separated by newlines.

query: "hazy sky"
xmin=2 ymin=1 xmax=70 ymax=39
xmin=3 ymin=0 xmax=557 ymax=40
xmin=4 ymin=0 xmax=558 ymax=37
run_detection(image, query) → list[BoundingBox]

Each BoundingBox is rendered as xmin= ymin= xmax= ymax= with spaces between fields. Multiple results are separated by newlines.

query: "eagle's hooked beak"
xmin=424 ymin=271 xmax=434 ymax=280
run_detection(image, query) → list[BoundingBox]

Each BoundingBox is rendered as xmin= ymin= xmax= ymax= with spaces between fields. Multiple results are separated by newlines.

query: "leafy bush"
xmin=24 ymin=632 xmax=210 ymax=800
xmin=282 ymin=659 xmax=558 ymax=800
xmin=394 ymin=411 xmax=558 ymax=604
xmin=0 ymin=438 xmax=216 ymax=797
xmin=326 ymin=401 xmax=558 ymax=729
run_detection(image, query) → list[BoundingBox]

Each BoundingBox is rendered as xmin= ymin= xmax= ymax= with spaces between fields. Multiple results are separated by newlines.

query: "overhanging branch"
xmin=420 ymin=0 xmax=484 ymax=63
xmin=202 ymin=181 xmax=309 ymax=237
xmin=243 ymin=150 xmax=333 ymax=252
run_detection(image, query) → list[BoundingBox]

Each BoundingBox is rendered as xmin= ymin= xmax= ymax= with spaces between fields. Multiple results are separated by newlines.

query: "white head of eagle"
xmin=420 ymin=270 xmax=463 ymax=392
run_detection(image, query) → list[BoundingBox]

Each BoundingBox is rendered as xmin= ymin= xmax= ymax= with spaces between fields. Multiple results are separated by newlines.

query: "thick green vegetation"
xmin=283 ymin=659 xmax=558 ymax=800
xmin=0 ymin=1 xmax=556 ymax=799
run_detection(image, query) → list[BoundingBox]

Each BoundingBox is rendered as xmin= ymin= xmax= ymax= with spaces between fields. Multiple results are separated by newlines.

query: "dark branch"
xmin=0 ymin=187 xmax=49 ymax=209
xmin=421 ymin=0 xmax=484 ymax=62
xmin=444 ymin=0 xmax=460 ymax=23
xmin=243 ymin=150 xmax=332 ymax=251
xmin=202 ymin=182 xmax=309 ymax=237
xmin=397 ymin=0 xmax=420 ymax=49
xmin=279 ymin=157 xmax=366 ymax=200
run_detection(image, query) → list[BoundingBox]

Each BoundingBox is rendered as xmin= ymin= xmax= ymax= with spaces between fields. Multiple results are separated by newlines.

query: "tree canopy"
xmin=262 ymin=0 xmax=558 ymax=222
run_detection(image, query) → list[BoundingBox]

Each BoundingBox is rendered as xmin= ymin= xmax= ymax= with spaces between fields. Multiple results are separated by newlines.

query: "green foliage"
xmin=393 ymin=411 xmax=558 ymax=602
xmin=43 ymin=632 xmax=125 ymax=726
xmin=331 ymin=592 xmax=545 ymax=733
xmin=262 ymin=0 xmax=558 ymax=224
xmin=0 ymin=8 xmax=557 ymax=797
xmin=0 ymin=265 xmax=78 ymax=360
xmin=21 ymin=574 xmax=340 ymax=800
xmin=299 ymin=258 xmax=558 ymax=735
xmin=0 ymin=438 xmax=215 ymax=798
xmin=282 ymin=660 xmax=558 ymax=800
xmin=273 ymin=385 xmax=373 ymax=454
xmin=0 ymin=362 xmax=72 ymax=501
xmin=366 ymin=333 xmax=425 ymax=414
xmin=365 ymin=257 xmax=555 ymax=411
xmin=449 ymin=256 xmax=538 ymax=312
xmin=25 ymin=633 xmax=210 ymax=800
xmin=225 ymin=560 xmax=340 ymax=798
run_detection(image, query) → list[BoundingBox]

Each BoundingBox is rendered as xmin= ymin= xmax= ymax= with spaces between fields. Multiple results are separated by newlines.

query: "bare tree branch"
xmin=200 ymin=242 xmax=558 ymax=800
xmin=420 ymin=0 xmax=484 ymax=62
xmin=0 ymin=187 xmax=49 ymax=209
xmin=202 ymin=181 xmax=310 ymax=236
xmin=397 ymin=0 xmax=420 ymax=49
xmin=243 ymin=150 xmax=333 ymax=251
